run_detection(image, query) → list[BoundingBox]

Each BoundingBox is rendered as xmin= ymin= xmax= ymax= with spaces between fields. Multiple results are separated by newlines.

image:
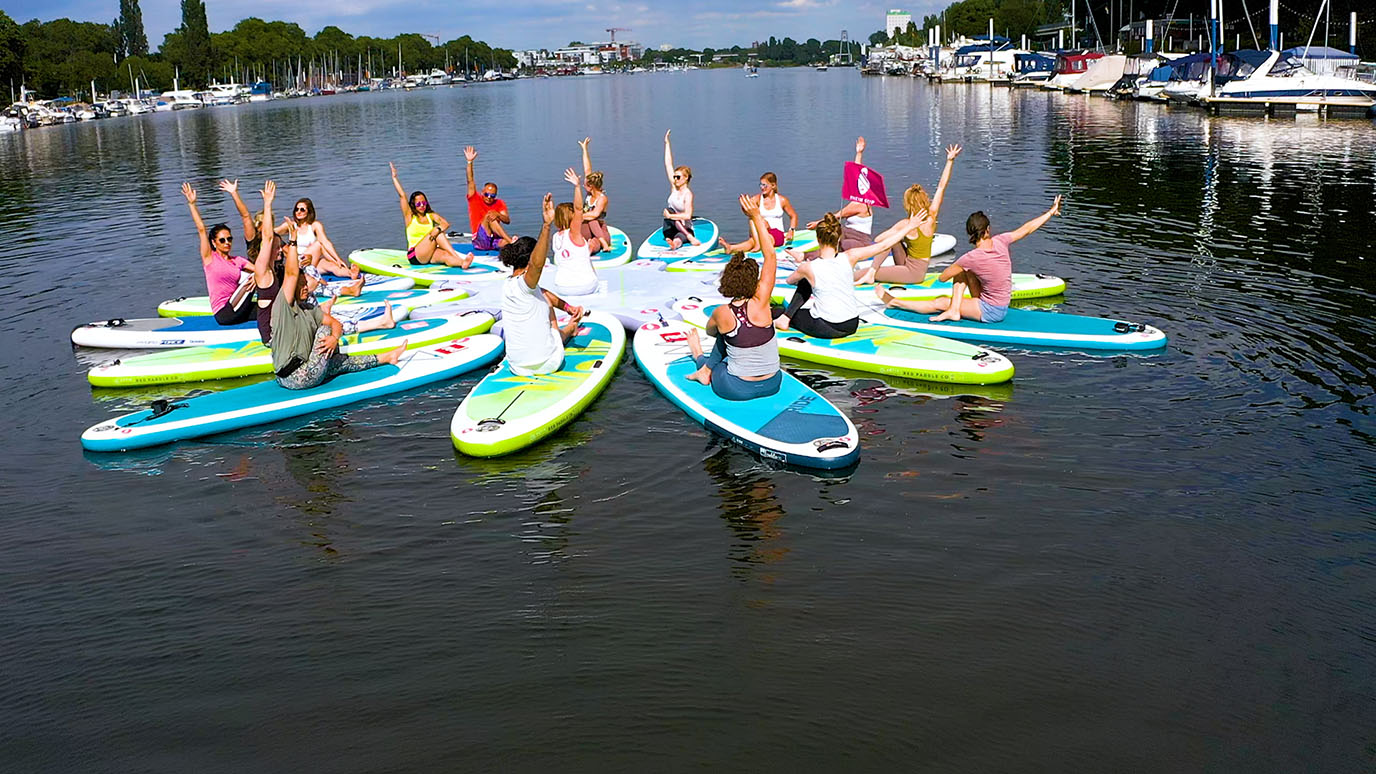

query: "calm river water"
xmin=1 ymin=70 xmax=1373 ymax=771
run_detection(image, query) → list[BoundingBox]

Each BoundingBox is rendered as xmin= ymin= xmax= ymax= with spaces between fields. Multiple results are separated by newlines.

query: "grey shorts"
xmin=978 ymin=299 xmax=1009 ymax=323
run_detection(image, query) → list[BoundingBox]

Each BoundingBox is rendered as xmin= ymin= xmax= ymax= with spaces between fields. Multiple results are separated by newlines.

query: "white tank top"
xmin=843 ymin=209 xmax=872 ymax=235
xmin=501 ymin=275 xmax=562 ymax=371
xmin=551 ymin=229 xmax=598 ymax=295
xmin=759 ymin=194 xmax=785 ymax=232
xmin=667 ymin=186 xmax=690 ymax=214
xmin=809 ymin=254 xmax=862 ymax=324
xmin=296 ymin=222 xmax=318 ymax=249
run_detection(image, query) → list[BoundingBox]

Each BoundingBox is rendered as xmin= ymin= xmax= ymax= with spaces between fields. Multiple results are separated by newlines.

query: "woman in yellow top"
xmin=858 ymin=144 xmax=962 ymax=285
xmin=389 ymin=162 xmax=474 ymax=268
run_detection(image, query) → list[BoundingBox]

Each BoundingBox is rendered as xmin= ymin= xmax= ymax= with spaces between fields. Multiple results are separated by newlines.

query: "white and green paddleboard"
xmin=450 ymin=311 xmax=626 ymax=457
xmin=348 ymin=248 xmax=507 ymax=287
xmin=88 ymin=312 xmax=496 ymax=387
xmin=636 ymin=218 xmax=719 ymax=261
xmin=663 ymin=229 xmax=819 ymax=272
xmin=155 ymin=276 xmax=414 ymax=316
xmin=673 ymin=298 xmax=1014 ymax=385
xmin=158 ymin=285 xmax=471 ymax=319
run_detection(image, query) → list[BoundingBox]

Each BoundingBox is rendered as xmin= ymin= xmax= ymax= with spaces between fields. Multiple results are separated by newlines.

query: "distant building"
xmin=886 ymin=9 xmax=912 ymax=38
xmin=659 ymin=44 xmax=673 ymax=52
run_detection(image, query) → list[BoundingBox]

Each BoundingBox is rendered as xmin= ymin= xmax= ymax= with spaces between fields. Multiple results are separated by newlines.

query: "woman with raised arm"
xmin=181 ymin=182 xmax=255 ymax=326
xmin=684 ymin=195 xmax=781 ymax=400
xmin=227 ymin=178 xmax=366 ymax=298
xmin=719 ymin=172 xmax=798 ymax=254
xmin=661 ymin=129 xmax=700 ymax=250
xmin=859 ymin=144 xmax=962 ymax=285
xmin=389 ymin=162 xmax=473 ymax=268
xmin=550 ymin=168 xmax=600 ymax=297
xmin=498 ymin=193 xmax=586 ymax=377
xmin=276 ymin=197 xmax=359 ymax=279
xmin=879 ymin=196 xmax=1063 ymax=323
xmin=804 ymin=136 xmax=876 ymax=255
xmin=578 ymin=137 xmax=611 ymax=253
xmin=270 ymin=220 xmax=404 ymax=391
xmin=773 ymin=211 xmax=917 ymax=339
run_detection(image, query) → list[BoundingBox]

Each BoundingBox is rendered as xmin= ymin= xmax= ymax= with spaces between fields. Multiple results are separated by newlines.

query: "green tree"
xmin=174 ymin=0 xmax=213 ymax=87
xmin=116 ymin=0 xmax=148 ymax=58
xmin=0 ymin=11 xmax=23 ymax=93
xmin=869 ymin=30 xmax=888 ymax=45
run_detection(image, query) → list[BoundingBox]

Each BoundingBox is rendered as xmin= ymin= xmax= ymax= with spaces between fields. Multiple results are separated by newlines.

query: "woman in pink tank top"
xmin=181 ymin=182 xmax=254 ymax=326
xmin=878 ymin=195 xmax=1062 ymax=324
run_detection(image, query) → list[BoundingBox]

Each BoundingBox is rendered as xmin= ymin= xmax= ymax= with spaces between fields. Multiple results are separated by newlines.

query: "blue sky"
xmin=8 ymin=0 xmax=945 ymax=50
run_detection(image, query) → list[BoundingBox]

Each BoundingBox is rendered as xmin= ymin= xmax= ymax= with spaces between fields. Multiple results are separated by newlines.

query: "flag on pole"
xmin=842 ymin=161 xmax=889 ymax=208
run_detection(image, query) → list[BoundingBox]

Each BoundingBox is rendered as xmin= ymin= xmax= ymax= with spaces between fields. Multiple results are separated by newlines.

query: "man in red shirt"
xmin=465 ymin=146 xmax=515 ymax=251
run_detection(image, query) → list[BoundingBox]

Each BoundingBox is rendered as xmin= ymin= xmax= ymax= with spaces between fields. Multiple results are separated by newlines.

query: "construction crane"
xmin=416 ymin=33 xmax=440 ymax=44
xmin=606 ymin=27 xmax=631 ymax=44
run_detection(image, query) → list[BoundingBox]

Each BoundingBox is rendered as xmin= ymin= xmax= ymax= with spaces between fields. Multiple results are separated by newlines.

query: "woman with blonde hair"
xmin=661 ymin=129 xmax=700 ymax=250
xmin=578 ymin=137 xmax=611 ymax=253
xmin=858 ymin=144 xmax=962 ymax=285
xmin=550 ymin=167 xmax=600 ymax=296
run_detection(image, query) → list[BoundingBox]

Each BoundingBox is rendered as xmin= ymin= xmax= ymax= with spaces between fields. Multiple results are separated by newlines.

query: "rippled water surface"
xmin=2 ymin=71 xmax=1373 ymax=771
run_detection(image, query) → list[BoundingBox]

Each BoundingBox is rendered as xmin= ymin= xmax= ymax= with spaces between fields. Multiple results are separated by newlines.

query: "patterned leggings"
xmin=276 ymin=326 xmax=380 ymax=390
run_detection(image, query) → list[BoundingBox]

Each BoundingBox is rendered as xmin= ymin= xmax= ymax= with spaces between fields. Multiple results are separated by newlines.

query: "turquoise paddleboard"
xmin=674 ymin=298 xmax=1014 ymax=385
xmin=550 ymin=225 xmax=633 ymax=269
xmin=636 ymin=218 xmax=720 ymax=261
xmin=81 ymin=334 xmax=505 ymax=451
xmin=633 ymin=320 xmax=861 ymax=469
xmin=451 ymin=311 xmax=626 ymax=457
xmin=348 ymin=248 xmax=507 ymax=286
xmin=868 ymin=305 xmax=1168 ymax=351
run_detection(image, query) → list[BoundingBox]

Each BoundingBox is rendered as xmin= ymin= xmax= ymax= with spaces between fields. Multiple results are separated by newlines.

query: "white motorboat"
xmin=1206 ymin=49 xmax=1376 ymax=112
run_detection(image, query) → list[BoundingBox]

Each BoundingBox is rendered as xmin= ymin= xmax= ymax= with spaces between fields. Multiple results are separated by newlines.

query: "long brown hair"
xmin=903 ymin=184 xmax=931 ymax=217
xmin=293 ymin=198 xmax=317 ymax=225
xmin=717 ymin=253 xmax=759 ymax=299
xmin=814 ymin=212 xmax=842 ymax=249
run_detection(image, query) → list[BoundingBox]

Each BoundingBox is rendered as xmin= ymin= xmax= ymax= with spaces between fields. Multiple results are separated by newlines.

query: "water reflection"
xmin=703 ymin=449 xmax=790 ymax=580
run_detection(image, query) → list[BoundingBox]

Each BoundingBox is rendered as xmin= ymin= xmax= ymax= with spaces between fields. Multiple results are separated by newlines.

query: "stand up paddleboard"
xmin=88 ymin=312 xmax=495 ymax=387
xmin=633 ymin=320 xmax=861 ymax=469
xmin=72 ymin=305 xmax=392 ymax=349
xmin=451 ymin=311 xmax=625 ymax=457
xmin=636 ymin=218 xmax=719 ymax=261
xmin=158 ymin=285 xmax=470 ymax=320
xmin=674 ymin=298 xmax=1014 ymax=385
xmin=81 ymin=334 xmax=505 ymax=452
xmin=773 ymin=272 xmax=1068 ymax=304
xmin=155 ymin=277 xmax=414 ymax=316
xmin=868 ymin=305 xmax=1168 ymax=351
xmin=348 ymin=248 xmax=507 ymax=286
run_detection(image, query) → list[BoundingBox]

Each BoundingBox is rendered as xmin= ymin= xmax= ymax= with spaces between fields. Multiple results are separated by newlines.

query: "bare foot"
xmin=874 ymin=285 xmax=896 ymax=306
xmin=459 ymin=252 xmax=475 ymax=269
xmin=341 ymin=278 xmax=365 ymax=297
xmin=717 ymin=237 xmax=732 ymax=252
xmin=686 ymin=366 xmax=712 ymax=385
xmin=686 ymin=234 xmax=701 ymax=246
xmin=856 ymin=268 xmax=876 ymax=286
xmin=930 ymin=305 xmax=961 ymax=322
xmin=588 ymin=238 xmax=603 ymax=255
xmin=775 ymin=314 xmax=791 ymax=331
xmin=378 ymin=340 xmax=407 ymax=365
xmin=686 ymin=328 xmax=704 ymax=359
xmin=669 ymin=238 xmax=682 ymax=251
xmin=559 ymin=313 xmax=582 ymax=341
xmin=380 ymin=301 xmax=395 ymax=329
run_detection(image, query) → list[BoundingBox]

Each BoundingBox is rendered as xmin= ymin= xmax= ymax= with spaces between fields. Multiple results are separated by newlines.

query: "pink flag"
xmin=841 ymin=161 xmax=889 ymax=208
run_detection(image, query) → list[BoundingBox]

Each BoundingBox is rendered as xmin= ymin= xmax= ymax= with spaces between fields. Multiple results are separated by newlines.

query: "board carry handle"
xmin=1113 ymin=322 xmax=1146 ymax=333
xmin=813 ymin=438 xmax=851 ymax=452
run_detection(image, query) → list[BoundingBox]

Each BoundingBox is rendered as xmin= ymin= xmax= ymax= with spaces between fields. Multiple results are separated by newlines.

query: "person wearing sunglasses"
xmin=389 ymin=163 xmax=474 ymax=268
xmin=661 ymin=129 xmax=701 ymax=251
xmin=464 ymin=145 xmax=516 ymax=251
xmin=275 ymin=198 xmax=359 ymax=280
xmin=181 ymin=182 xmax=256 ymax=326
xmin=577 ymin=137 xmax=611 ymax=254
xmin=718 ymin=171 xmax=798 ymax=255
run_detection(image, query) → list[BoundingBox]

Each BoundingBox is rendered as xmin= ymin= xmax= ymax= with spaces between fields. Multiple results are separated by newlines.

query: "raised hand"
xmin=855 ymin=136 xmax=866 ymax=155
xmin=946 ymin=144 xmax=962 ymax=161
xmin=181 ymin=182 xmax=197 ymax=204
xmin=739 ymin=193 xmax=759 ymax=218
xmin=260 ymin=180 xmax=276 ymax=203
xmin=578 ymin=137 xmax=590 ymax=149
xmin=217 ymin=179 xmax=238 ymax=194
xmin=389 ymin=161 xmax=397 ymax=178
xmin=563 ymin=167 xmax=580 ymax=186
xmin=542 ymin=193 xmax=555 ymax=224
xmin=463 ymin=146 xmax=477 ymax=163
xmin=664 ymin=129 xmax=671 ymax=143
xmin=1050 ymin=195 xmax=1063 ymax=216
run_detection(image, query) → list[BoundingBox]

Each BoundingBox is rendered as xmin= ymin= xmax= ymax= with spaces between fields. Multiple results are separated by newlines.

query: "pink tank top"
xmin=203 ymin=254 xmax=250 ymax=312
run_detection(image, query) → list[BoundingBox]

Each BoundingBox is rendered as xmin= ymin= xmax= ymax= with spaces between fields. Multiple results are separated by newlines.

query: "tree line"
xmin=1 ymin=0 xmax=517 ymax=100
